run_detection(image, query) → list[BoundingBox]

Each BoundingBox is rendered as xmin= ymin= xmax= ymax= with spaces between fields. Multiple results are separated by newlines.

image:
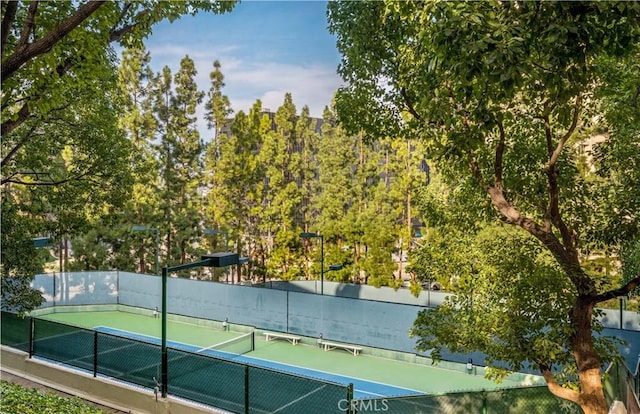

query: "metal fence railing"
xmin=2 ymin=310 xmax=592 ymax=414
xmin=2 ymin=311 xmax=351 ymax=414
xmin=4 ymin=294 xmax=639 ymax=413
xmin=604 ymin=358 xmax=640 ymax=413
xmin=353 ymin=386 xmax=583 ymax=413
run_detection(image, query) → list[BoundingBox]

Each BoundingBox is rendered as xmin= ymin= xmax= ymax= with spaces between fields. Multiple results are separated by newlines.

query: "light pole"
xmin=204 ymin=228 xmax=230 ymax=282
xmin=159 ymin=252 xmax=241 ymax=397
xmin=132 ymin=225 xmax=159 ymax=275
xmin=300 ymin=232 xmax=324 ymax=295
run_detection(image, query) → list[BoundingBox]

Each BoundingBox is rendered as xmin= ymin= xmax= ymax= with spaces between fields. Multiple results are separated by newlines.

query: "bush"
xmin=0 ymin=380 xmax=106 ymax=414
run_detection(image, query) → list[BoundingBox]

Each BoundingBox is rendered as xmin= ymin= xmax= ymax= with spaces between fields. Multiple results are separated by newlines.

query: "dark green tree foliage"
xmin=204 ymin=99 xmax=264 ymax=283
xmin=202 ymin=60 xmax=235 ymax=279
xmin=0 ymin=196 xmax=46 ymax=313
xmin=1 ymin=1 xmax=236 ymax=137
xmin=328 ymin=1 xmax=640 ymax=413
xmin=260 ymin=94 xmax=305 ymax=280
xmin=116 ymin=46 xmax=162 ymax=274
xmin=156 ymin=57 xmax=205 ymax=267
xmin=1 ymin=0 xmax=236 ymax=311
xmin=312 ymin=107 xmax=357 ymax=280
xmin=70 ymin=46 xmax=160 ymax=274
xmin=314 ymin=109 xmax=347 ymax=234
xmin=297 ymin=106 xmax=321 ymax=232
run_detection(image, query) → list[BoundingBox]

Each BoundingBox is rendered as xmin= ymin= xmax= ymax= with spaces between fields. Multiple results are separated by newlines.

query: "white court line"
xmin=236 ymin=352 xmax=423 ymax=396
xmin=269 ymin=384 xmax=327 ymax=413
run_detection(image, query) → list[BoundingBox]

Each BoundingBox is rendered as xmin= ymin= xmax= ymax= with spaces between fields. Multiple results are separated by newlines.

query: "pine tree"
xmin=259 ymin=94 xmax=304 ymax=280
xmin=155 ymin=57 xmax=205 ymax=268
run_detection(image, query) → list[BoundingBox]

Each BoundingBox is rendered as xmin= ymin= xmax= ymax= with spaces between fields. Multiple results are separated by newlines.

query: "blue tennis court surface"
xmin=95 ymin=326 xmax=423 ymax=399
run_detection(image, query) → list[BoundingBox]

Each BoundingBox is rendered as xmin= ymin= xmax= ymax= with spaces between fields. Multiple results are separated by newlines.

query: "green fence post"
xmin=28 ymin=316 xmax=34 ymax=358
xmin=93 ymin=331 xmax=98 ymax=377
xmin=245 ymin=365 xmax=249 ymax=414
xmin=161 ymin=266 xmax=168 ymax=398
xmin=482 ymin=389 xmax=487 ymax=414
xmin=347 ymin=383 xmax=354 ymax=413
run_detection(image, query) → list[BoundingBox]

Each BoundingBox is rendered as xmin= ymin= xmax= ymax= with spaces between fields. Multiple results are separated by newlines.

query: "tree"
xmin=114 ymin=46 xmax=162 ymax=274
xmin=204 ymin=100 xmax=264 ymax=283
xmin=1 ymin=0 xmax=236 ymax=312
xmin=260 ymin=94 xmax=305 ymax=280
xmin=0 ymin=196 xmax=46 ymax=314
xmin=1 ymin=1 xmax=236 ymax=137
xmin=155 ymin=57 xmax=205 ymax=267
xmin=328 ymin=2 xmax=640 ymax=413
xmin=313 ymin=107 xmax=358 ymax=281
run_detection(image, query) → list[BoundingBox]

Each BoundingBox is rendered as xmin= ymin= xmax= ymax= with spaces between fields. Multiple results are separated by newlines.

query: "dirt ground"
xmin=0 ymin=370 xmax=131 ymax=414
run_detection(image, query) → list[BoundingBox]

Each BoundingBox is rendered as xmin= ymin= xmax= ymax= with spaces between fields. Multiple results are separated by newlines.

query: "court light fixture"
xmin=159 ymin=252 xmax=240 ymax=398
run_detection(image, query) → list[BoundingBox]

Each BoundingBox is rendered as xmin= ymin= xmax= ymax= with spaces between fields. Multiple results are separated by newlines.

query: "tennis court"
xmin=38 ymin=308 xmax=543 ymax=400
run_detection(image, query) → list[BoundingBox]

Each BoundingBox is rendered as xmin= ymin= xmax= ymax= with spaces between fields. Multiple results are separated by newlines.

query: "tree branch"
xmin=1 ymin=125 xmax=38 ymax=168
xmin=595 ymin=276 xmax=640 ymax=303
xmin=471 ymin=144 xmax=581 ymax=283
xmin=1 ymin=55 xmax=77 ymax=137
xmin=1 ymin=170 xmax=93 ymax=186
xmin=400 ymin=87 xmax=422 ymax=121
xmin=539 ymin=363 xmax=581 ymax=404
xmin=494 ymin=121 xmax=505 ymax=191
xmin=1 ymin=103 xmax=32 ymax=137
xmin=544 ymin=97 xmax=581 ymax=257
xmin=17 ymin=1 xmax=38 ymax=50
xmin=1 ymin=1 xmax=105 ymax=80
xmin=548 ymin=95 xmax=582 ymax=169
xmin=108 ymin=2 xmax=133 ymax=40
xmin=1 ymin=0 xmax=18 ymax=56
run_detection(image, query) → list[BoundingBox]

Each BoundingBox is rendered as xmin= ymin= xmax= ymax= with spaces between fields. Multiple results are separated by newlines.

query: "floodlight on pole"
xmin=132 ymin=225 xmax=159 ymax=276
xmin=300 ymin=232 xmax=324 ymax=295
xmin=159 ymin=252 xmax=240 ymax=398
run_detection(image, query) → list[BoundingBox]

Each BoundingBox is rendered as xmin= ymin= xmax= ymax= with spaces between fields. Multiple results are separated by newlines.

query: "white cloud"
xmin=185 ymin=57 xmax=343 ymax=141
xmin=224 ymin=61 xmax=342 ymax=117
xmin=143 ymin=4 xmax=344 ymax=140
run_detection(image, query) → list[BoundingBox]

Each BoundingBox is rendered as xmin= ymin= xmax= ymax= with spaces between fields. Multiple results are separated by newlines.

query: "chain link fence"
xmin=605 ymin=358 xmax=640 ymax=413
xmin=0 ymin=311 xmax=30 ymax=352
xmin=3 ymin=310 xmax=638 ymax=413
xmin=2 ymin=311 xmax=351 ymax=414
xmin=353 ymin=386 xmax=582 ymax=413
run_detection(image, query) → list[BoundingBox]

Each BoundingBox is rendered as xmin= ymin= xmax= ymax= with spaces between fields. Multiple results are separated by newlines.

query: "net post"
xmin=251 ymin=331 xmax=255 ymax=351
xmin=93 ymin=330 xmax=98 ymax=377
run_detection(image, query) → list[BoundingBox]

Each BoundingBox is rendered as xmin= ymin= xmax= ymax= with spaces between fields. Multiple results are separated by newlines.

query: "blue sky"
xmin=143 ymin=1 xmax=344 ymax=135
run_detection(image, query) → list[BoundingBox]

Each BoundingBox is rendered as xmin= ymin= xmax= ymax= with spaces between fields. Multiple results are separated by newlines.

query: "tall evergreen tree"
xmin=313 ymin=107 xmax=358 ymax=281
xmin=260 ymin=94 xmax=304 ymax=280
xmin=206 ymin=102 xmax=264 ymax=283
xmin=155 ymin=57 xmax=205 ymax=267
xmin=203 ymin=60 xmax=234 ymax=261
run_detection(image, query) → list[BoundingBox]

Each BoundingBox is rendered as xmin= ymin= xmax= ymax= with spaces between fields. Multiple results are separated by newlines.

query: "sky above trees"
xmin=143 ymin=0 xmax=343 ymax=134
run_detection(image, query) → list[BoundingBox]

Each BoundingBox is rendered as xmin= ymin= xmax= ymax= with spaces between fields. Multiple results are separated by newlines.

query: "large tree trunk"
xmin=481 ymin=166 xmax=609 ymax=413
xmin=570 ymin=297 xmax=608 ymax=414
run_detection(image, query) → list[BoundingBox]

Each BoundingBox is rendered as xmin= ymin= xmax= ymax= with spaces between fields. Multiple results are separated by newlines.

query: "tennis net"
xmin=196 ymin=331 xmax=255 ymax=357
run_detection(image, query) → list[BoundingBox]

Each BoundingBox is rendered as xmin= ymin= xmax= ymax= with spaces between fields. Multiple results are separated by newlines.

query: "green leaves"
xmin=0 ymin=380 xmax=106 ymax=414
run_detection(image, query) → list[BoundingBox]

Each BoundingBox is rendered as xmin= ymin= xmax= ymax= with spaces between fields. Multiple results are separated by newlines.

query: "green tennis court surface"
xmin=38 ymin=308 xmax=543 ymax=396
